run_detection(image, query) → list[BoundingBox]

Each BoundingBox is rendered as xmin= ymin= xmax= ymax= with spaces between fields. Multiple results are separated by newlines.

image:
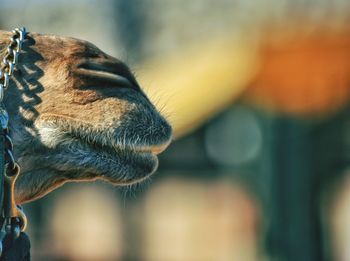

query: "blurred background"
xmin=1 ymin=0 xmax=350 ymax=260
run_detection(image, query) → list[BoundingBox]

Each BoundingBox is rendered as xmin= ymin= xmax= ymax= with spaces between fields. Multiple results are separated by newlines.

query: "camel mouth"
xmin=66 ymin=126 xmax=172 ymax=158
xmin=127 ymin=139 xmax=172 ymax=155
xmin=73 ymin=135 xmax=161 ymax=184
xmin=36 ymin=121 xmax=171 ymax=185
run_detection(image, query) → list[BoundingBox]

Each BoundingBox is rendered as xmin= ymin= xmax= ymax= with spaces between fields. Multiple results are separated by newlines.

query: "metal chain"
xmin=0 ymin=28 xmax=28 ymax=249
xmin=0 ymin=28 xmax=26 ymax=102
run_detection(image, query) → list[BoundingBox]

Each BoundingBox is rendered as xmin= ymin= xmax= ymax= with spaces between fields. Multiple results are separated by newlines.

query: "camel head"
xmin=0 ymin=31 xmax=172 ymax=204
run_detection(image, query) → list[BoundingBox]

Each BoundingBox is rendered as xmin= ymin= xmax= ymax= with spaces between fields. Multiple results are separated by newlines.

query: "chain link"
xmin=0 ymin=27 xmax=26 ymax=102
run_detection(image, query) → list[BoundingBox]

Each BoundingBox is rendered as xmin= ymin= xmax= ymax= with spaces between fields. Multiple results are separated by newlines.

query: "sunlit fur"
xmin=0 ymin=31 xmax=172 ymax=204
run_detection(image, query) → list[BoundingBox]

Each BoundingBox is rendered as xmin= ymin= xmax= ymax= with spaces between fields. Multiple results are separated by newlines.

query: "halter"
xmin=0 ymin=27 xmax=28 ymax=256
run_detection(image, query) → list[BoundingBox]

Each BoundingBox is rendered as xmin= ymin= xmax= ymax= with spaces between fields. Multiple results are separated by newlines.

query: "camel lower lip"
xmin=52 ymin=138 xmax=159 ymax=184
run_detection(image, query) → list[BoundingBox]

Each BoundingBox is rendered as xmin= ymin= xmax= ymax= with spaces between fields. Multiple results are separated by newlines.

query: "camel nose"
xmin=134 ymin=121 xmax=172 ymax=155
xmin=125 ymin=112 xmax=173 ymax=154
xmin=155 ymin=116 xmax=173 ymax=146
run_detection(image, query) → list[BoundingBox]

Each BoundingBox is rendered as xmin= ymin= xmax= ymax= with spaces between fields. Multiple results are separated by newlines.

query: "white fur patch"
xmin=37 ymin=124 xmax=67 ymax=148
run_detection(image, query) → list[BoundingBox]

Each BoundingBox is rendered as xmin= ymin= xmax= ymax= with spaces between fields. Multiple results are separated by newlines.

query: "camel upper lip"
xmin=37 ymin=116 xmax=172 ymax=156
xmin=131 ymin=139 xmax=171 ymax=155
xmin=69 ymin=132 xmax=171 ymax=156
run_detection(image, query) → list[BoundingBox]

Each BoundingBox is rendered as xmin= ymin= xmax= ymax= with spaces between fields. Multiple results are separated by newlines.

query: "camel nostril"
xmin=75 ymin=59 xmax=140 ymax=90
xmin=77 ymin=68 xmax=133 ymax=88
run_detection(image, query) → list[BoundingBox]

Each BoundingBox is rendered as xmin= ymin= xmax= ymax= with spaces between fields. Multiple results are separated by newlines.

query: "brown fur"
xmin=0 ymin=31 xmax=172 ymax=204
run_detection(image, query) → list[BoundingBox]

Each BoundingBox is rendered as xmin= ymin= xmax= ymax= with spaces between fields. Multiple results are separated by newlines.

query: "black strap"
xmin=0 ymin=232 xmax=30 ymax=261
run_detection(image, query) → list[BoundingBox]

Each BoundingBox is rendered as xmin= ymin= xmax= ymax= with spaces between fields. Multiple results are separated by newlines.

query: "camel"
xmin=0 ymin=30 xmax=172 ymax=205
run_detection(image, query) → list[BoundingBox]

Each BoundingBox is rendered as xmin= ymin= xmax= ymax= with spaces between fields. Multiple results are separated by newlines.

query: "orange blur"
xmin=245 ymin=32 xmax=350 ymax=116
